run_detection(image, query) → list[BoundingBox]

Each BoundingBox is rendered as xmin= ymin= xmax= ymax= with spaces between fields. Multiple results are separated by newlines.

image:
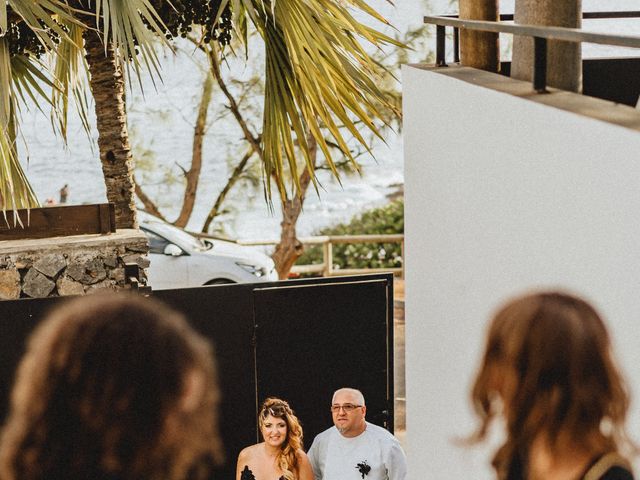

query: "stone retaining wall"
xmin=0 ymin=230 xmax=149 ymax=300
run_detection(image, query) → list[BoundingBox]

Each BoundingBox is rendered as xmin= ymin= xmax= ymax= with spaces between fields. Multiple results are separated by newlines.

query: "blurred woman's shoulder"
xmin=582 ymin=452 xmax=634 ymax=480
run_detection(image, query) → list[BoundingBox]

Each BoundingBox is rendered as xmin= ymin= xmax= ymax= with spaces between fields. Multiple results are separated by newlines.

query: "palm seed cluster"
xmin=5 ymin=1 xmax=232 ymax=59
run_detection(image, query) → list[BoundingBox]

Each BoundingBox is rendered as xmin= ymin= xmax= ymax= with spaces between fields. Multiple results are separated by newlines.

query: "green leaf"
xmin=227 ymin=0 xmax=404 ymax=200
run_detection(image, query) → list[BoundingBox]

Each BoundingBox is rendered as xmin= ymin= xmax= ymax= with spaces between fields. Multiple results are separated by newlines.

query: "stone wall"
xmin=0 ymin=230 xmax=149 ymax=300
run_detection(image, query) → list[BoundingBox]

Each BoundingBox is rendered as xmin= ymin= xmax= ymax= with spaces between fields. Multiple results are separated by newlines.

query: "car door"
xmin=141 ymin=227 xmax=190 ymax=289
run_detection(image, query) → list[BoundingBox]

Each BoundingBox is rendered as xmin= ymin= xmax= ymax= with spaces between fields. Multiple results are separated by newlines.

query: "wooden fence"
xmin=238 ymin=234 xmax=404 ymax=278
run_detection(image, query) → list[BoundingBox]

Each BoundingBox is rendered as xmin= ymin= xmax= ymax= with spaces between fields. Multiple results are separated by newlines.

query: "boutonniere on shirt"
xmin=356 ymin=460 xmax=371 ymax=478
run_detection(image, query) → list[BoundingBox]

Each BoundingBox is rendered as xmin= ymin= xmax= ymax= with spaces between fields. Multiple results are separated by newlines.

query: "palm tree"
xmin=1 ymin=0 xmax=399 ymax=231
xmin=0 ymin=1 xmax=178 ymax=227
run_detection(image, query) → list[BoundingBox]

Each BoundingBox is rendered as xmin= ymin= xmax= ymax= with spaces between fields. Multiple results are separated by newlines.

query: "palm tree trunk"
xmin=272 ymin=137 xmax=317 ymax=280
xmin=84 ymin=30 xmax=137 ymax=229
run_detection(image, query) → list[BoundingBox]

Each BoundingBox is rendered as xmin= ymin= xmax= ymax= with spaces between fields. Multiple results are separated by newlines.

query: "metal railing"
xmin=239 ymin=234 xmax=405 ymax=277
xmin=425 ymin=11 xmax=640 ymax=92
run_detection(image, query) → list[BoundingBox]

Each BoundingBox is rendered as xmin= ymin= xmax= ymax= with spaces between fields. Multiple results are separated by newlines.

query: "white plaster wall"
xmin=403 ymin=64 xmax=640 ymax=479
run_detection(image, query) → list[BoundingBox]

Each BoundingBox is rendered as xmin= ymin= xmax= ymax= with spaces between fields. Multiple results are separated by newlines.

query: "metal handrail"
xmin=424 ymin=11 xmax=640 ymax=92
xmin=425 ymin=16 xmax=640 ymax=48
xmin=443 ymin=12 xmax=640 ymax=21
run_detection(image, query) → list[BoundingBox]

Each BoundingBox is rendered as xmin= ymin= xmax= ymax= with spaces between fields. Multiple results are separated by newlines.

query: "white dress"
xmin=308 ymin=422 xmax=407 ymax=480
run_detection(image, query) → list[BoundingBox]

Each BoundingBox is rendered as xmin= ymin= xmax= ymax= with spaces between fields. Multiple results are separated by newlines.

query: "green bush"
xmin=298 ymin=199 xmax=404 ymax=271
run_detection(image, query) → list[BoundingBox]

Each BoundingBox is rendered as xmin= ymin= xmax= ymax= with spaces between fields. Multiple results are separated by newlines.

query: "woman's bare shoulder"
xmin=296 ymin=449 xmax=314 ymax=480
xmin=296 ymin=449 xmax=311 ymax=462
xmin=238 ymin=443 xmax=263 ymax=462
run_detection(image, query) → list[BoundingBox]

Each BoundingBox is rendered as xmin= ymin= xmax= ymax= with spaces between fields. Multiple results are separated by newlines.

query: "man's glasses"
xmin=330 ymin=403 xmax=362 ymax=413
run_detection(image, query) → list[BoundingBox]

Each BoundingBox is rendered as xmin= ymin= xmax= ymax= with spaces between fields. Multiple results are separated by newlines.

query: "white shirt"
xmin=308 ymin=422 xmax=407 ymax=480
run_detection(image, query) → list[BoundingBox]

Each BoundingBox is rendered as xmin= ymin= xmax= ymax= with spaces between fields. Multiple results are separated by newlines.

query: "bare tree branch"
xmin=173 ymin=71 xmax=213 ymax=227
xmin=203 ymin=42 xmax=263 ymax=161
xmin=201 ymin=149 xmax=255 ymax=233
xmin=134 ymin=175 xmax=167 ymax=221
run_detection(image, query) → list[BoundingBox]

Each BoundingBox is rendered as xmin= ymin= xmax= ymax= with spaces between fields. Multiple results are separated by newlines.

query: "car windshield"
xmin=142 ymin=218 xmax=206 ymax=252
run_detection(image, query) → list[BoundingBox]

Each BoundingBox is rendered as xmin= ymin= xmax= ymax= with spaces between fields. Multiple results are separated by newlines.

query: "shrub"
xmin=297 ymin=199 xmax=404 ymax=271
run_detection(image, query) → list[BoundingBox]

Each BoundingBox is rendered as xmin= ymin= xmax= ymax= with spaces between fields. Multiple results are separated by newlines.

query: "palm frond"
xmin=51 ymin=21 xmax=91 ymax=141
xmin=222 ymin=0 xmax=403 ymax=199
xmin=93 ymin=0 xmax=172 ymax=84
xmin=0 ymin=39 xmax=39 ymax=211
xmin=0 ymin=2 xmax=7 ymax=36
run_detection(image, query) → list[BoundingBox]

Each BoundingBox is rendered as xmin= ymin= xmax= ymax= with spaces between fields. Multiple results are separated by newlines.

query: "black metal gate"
xmin=0 ymin=273 xmax=394 ymax=479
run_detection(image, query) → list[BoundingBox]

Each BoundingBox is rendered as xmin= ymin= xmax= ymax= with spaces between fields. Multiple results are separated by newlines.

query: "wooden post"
xmin=323 ymin=241 xmax=333 ymax=277
xmin=459 ymin=0 xmax=500 ymax=72
xmin=512 ymin=0 xmax=582 ymax=92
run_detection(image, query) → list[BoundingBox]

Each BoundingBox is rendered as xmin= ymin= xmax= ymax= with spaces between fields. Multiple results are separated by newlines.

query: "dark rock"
xmin=23 ymin=268 xmax=55 ymax=298
xmin=66 ymin=261 xmax=86 ymax=282
xmin=83 ymin=258 xmax=107 ymax=284
xmin=34 ymin=254 xmax=67 ymax=278
xmin=103 ymin=254 xmax=118 ymax=268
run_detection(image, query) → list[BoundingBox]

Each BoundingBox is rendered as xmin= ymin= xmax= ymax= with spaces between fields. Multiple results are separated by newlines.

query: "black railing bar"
xmin=582 ymin=11 xmax=640 ymax=19
xmin=424 ymin=16 xmax=640 ymax=49
xmin=533 ymin=37 xmax=548 ymax=93
xmin=442 ymin=11 xmax=640 ymax=21
xmin=453 ymin=27 xmax=460 ymax=63
xmin=436 ymin=25 xmax=447 ymax=66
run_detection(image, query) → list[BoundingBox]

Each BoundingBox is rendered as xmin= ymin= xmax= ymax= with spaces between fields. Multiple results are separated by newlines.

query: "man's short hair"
xmin=332 ymin=387 xmax=365 ymax=406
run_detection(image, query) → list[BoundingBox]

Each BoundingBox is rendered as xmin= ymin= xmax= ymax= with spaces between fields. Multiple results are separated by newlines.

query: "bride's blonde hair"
xmin=258 ymin=398 xmax=304 ymax=480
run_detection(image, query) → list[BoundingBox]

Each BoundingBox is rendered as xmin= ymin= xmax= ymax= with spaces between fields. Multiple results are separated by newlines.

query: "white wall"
xmin=403 ymin=64 xmax=640 ymax=479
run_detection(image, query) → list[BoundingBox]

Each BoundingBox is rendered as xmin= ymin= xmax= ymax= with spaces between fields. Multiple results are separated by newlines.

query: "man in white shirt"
xmin=308 ymin=387 xmax=407 ymax=480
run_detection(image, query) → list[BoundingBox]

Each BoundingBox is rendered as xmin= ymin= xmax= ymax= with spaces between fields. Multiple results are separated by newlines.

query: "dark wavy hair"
xmin=258 ymin=398 xmax=303 ymax=480
xmin=0 ymin=293 xmax=222 ymax=480
xmin=470 ymin=291 xmax=632 ymax=479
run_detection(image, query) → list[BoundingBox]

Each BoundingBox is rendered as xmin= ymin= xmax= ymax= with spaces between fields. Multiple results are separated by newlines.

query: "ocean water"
xmin=16 ymin=0 xmax=640 ymax=238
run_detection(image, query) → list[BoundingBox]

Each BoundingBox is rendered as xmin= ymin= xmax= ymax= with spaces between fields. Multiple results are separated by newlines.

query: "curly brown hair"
xmin=470 ymin=291 xmax=632 ymax=479
xmin=258 ymin=398 xmax=304 ymax=480
xmin=0 ymin=293 xmax=222 ymax=480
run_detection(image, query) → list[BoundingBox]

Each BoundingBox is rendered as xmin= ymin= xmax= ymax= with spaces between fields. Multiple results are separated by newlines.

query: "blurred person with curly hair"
xmin=469 ymin=290 xmax=635 ymax=480
xmin=236 ymin=397 xmax=313 ymax=480
xmin=0 ymin=293 xmax=222 ymax=480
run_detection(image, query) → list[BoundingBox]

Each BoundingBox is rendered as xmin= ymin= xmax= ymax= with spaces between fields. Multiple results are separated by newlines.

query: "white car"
xmin=139 ymin=212 xmax=278 ymax=289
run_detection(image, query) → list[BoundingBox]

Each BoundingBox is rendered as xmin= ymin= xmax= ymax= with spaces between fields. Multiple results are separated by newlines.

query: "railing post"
xmin=453 ymin=28 xmax=460 ymax=63
xmin=323 ymin=241 xmax=333 ymax=277
xmin=511 ymin=0 xmax=581 ymax=92
xmin=436 ymin=25 xmax=447 ymax=66
xmin=401 ymin=240 xmax=405 ymax=280
xmin=533 ymin=36 xmax=548 ymax=93
xmin=459 ymin=0 xmax=500 ymax=72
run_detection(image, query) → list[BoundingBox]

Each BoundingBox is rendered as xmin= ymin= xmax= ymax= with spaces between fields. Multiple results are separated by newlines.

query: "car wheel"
xmin=204 ymin=279 xmax=236 ymax=285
